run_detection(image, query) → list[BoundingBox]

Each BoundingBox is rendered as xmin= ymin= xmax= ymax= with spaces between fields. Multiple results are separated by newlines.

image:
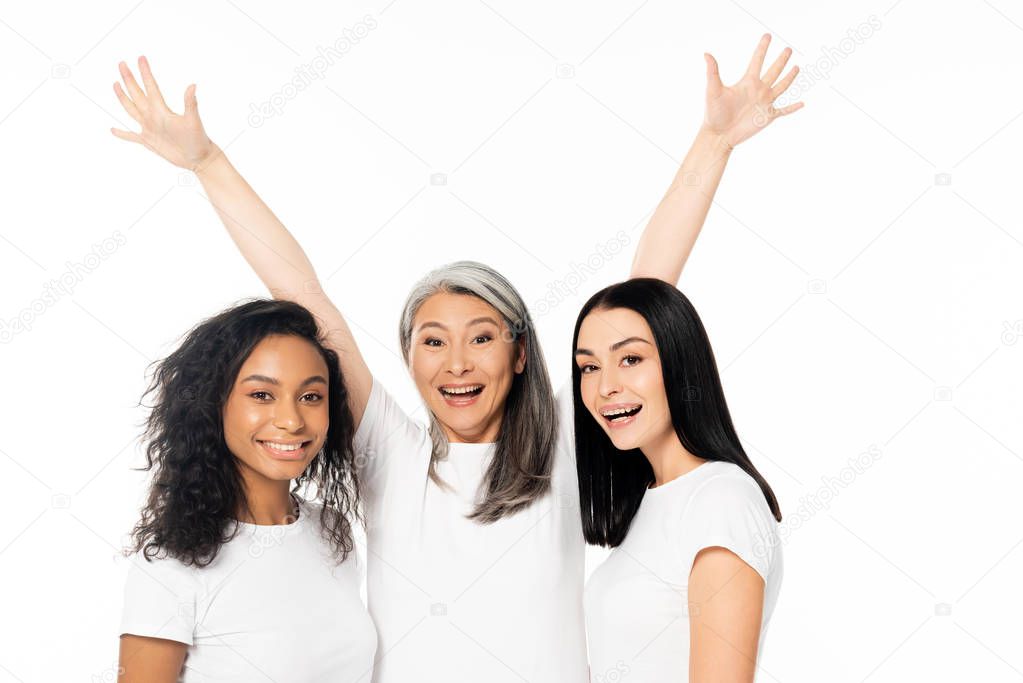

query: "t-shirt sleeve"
xmin=677 ymin=474 xmax=778 ymax=584
xmin=119 ymin=552 xmax=199 ymax=645
xmin=352 ymin=375 xmax=429 ymax=496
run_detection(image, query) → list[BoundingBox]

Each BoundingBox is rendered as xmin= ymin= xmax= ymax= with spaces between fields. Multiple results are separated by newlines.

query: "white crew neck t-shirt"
xmin=584 ymin=461 xmax=783 ymax=682
xmin=119 ymin=498 xmax=377 ymax=682
xmin=353 ymin=377 xmax=587 ymax=683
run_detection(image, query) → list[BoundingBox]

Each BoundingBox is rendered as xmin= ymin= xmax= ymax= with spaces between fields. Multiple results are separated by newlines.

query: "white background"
xmin=1 ymin=0 xmax=1021 ymax=681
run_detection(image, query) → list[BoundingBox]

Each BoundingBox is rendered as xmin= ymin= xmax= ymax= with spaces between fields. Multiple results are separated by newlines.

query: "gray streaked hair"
xmin=398 ymin=260 xmax=557 ymax=523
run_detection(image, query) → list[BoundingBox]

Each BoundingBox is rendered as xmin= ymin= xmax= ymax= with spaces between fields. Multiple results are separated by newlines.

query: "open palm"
xmin=703 ymin=34 xmax=804 ymax=148
xmin=110 ymin=56 xmax=215 ymax=171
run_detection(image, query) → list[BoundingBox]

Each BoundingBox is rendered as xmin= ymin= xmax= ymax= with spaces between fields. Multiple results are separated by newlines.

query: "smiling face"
xmin=409 ymin=292 xmax=525 ymax=443
xmin=221 ymin=334 xmax=330 ymax=487
xmin=574 ymin=306 xmax=675 ymax=453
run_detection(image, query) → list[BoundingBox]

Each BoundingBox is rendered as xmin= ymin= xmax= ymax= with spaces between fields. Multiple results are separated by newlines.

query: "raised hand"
xmin=110 ymin=56 xmax=217 ymax=171
xmin=703 ymin=34 xmax=804 ymax=149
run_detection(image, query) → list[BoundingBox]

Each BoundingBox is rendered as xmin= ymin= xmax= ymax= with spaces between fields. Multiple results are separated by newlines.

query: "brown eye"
xmin=622 ymin=355 xmax=641 ymax=367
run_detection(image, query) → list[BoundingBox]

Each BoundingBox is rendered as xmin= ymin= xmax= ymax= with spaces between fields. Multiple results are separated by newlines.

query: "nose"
xmin=598 ymin=363 xmax=621 ymax=399
xmin=447 ymin=343 xmax=474 ymax=376
xmin=272 ymin=397 xmax=305 ymax=431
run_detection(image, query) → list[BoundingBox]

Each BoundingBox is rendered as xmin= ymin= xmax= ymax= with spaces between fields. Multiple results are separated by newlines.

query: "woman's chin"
xmin=261 ymin=463 xmax=307 ymax=481
xmin=433 ymin=403 xmax=500 ymax=437
xmin=606 ymin=432 xmax=635 ymax=452
xmin=437 ymin=415 xmax=494 ymax=442
xmin=604 ymin=424 xmax=648 ymax=452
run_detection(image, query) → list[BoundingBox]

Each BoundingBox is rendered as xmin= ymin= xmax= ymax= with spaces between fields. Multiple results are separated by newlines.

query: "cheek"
xmin=309 ymin=402 xmax=331 ymax=430
xmin=636 ymin=364 xmax=665 ymax=398
xmin=584 ymin=385 xmax=605 ymax=423
xmin=222 ymin=396 xmax=259 ymax=435
xmin=409 ymin=350 xmax=438 ymax=385
xmin=221 ymin=404 xmax=262 ymax=458
xmin=579 ymin=377 xmax=598 ymax=407
xmin=482 ymin=343 xmax=517 ymax=380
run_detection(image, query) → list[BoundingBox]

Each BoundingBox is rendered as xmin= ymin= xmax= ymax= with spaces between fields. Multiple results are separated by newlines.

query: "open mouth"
xmin=600 ymin=405 xmax=642 ymax=425
xmin=438 ymin=384 xmax=484 ymax=406
xmin=258 ymin=439 xmax=312 ymax=460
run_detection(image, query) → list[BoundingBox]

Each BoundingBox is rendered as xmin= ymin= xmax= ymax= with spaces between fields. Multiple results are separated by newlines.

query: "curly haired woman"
xmin=117 ymin=299 xmax=375 ymax=682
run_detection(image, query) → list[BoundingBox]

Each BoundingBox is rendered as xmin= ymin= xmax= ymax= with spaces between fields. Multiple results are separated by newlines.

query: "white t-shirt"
xmin=353 ymin=377 xmax=587 ymax=683
xmin=119 ymin=498 xmax=377 ymax=682
xmin=584 ymin=460 xmax=783 ymax=683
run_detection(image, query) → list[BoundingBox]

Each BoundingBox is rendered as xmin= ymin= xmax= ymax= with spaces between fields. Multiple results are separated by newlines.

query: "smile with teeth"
xmin=601 ymin=405 xmax=642 ymax=422
xmin=258 ymin=440 xmax=310 ymax=457
xmin=439 ymin=384 xmax=484 ymax=396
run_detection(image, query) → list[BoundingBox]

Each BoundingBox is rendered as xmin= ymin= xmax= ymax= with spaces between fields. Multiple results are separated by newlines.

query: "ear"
xmin=514 ymin=337 xmax=526 ymax=374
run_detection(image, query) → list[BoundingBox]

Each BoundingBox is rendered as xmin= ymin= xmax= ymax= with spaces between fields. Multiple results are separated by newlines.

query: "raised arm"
xmin=110 ymin=57 xmax=372 ymax=423
xmin=630 ymin=33 xmax=804 ymax=285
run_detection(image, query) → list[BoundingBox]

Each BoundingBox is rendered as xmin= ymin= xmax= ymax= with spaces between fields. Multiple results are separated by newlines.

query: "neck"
xmin=642 ymin=427 xmax=707 ymax=487
xmin=236 ymin=468 xmax=297 ymax=525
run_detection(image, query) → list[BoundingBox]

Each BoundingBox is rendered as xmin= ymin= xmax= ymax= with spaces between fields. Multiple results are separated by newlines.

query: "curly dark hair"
xmin=125 ymin=298 xmax=361 ymax=567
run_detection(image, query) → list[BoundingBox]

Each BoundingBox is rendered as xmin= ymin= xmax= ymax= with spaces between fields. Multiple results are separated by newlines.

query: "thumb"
xmin=184 ymin=84 xmax=198 ymax=118
xmin=705 ymin=53 xmax=723 ymax=97
xmin=110 ymin=127 xmax=141 ymax=144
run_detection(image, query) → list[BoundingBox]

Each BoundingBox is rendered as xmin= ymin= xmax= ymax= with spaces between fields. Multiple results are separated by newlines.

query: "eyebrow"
xmin=239 ymin=374 xmax=328 ymax=387
xmin=417 ymin=316 xmax=501 ymax=332
xmin=574 ymin=337 xmax=652 ymax=356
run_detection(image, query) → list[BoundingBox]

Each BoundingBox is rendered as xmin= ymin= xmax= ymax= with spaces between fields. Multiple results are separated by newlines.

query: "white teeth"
xmin=441 ymin=385 xmax=482 ymax=395
xmin=601 ymin=406 xmax=640 ymax=417
xmin=262 ymin=441 xmax=304 ymax=451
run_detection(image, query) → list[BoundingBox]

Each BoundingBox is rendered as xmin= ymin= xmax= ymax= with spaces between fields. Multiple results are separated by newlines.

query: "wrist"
xmin=697 ymin=124 xmax=734 ymax=153
xmin=192 ymin=143 xmax=225 ymax=176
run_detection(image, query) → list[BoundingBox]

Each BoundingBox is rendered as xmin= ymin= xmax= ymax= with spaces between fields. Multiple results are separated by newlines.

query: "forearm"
xmin=109 ymin=57 xmax=373 ymax=416
xmin=191 ymin=147 xmax=373 ymax=418
xmin=194 ymin=146 xmax=319 ymax=296
xmin=629 ymin=126 xmax=733 ymax=285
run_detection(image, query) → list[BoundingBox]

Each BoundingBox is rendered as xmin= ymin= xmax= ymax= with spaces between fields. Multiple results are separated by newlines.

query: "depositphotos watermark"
xmin=777 ymin=15 xmax=882 ymax=104
xmin=534 ymin=229 xmax=631 ymax=317
xmin=248 ymin=510 xmax=301 ymax=558
xmin=248 ymin=15 xmax=378 ymax=128
xmin=91 ymin=664 xmax=125 ymax=683
xmin=1 ymin=230 xmax=128 ymax=344
xmin=1001 ymin=319 xmax=1023 ymax=345
xmin=753 ymin=444 xmax=883 ymax=559
xmin=592 ymin=661 xmax=631 ymax=683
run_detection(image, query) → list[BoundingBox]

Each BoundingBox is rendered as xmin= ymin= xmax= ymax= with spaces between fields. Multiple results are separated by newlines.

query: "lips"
xmin=438 ymin=383 xmax=484 ymax=407
xmin=599 ymin=403 xmax=642 ymax=429
xmin=257 ymin=439 xmax=312 ymax=461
